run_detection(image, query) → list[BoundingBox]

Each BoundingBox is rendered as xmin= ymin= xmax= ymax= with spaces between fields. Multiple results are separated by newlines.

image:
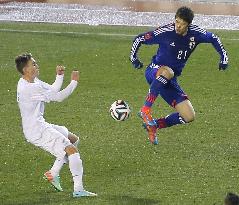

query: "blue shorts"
xmin=145 ymin=64 xmax=188 ymax=108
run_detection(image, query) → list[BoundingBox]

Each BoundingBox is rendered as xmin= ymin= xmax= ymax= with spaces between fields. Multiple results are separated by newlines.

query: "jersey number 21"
xmin=177 ymin=50 xmax=188 ymax=60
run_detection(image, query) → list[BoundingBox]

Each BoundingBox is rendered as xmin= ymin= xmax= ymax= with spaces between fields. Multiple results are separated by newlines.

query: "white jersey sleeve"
xmin=35 ymin=74 xmax=64 ymax=92
xmin=31 ymin=80 xmax=78 ymax=103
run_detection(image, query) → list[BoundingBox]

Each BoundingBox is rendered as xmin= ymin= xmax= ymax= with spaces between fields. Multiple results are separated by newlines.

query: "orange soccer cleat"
xmin=138 ymin=107 xmax=158 ymax=145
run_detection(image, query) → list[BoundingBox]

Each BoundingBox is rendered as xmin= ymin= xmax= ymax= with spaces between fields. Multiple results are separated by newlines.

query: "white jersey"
xmin=17 ymin=75 xmax=77 ymax=141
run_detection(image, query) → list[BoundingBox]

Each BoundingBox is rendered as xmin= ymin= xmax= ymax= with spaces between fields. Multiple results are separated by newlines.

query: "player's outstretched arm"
xmin=50 ymin=70 xmax=79 ymax=102
xmin=211 ymin=34 xmax=229 ymax=71
xmin=129 ymin=26 xmax=166 ymax=69
xmin=31 ymin=70 xmax=79 ymax=103
xmin=130 ymin=31 xmax=157 ymax=69
xmin=130 ymin=34 xmax=144 ymax=69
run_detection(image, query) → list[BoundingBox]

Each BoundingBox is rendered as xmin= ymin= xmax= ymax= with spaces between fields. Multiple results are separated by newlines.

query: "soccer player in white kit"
xmin=15 ymin=53 xmax=97 ymax=197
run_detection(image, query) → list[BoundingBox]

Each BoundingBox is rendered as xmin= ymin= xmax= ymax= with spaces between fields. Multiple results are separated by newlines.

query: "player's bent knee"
xmin=68 ymin=132 xmax=79 ymax=144
xmin=165 ymin=67 xmax=174 ymax=78
xmin=65 ymin=145 xmax=78 ymax=156
xmin=157 ymin=66 xmax=174 ymax=79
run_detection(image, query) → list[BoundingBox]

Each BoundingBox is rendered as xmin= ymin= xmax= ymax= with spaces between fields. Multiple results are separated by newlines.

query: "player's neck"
xmin=23 ymin=75 xmax=34 ymax=83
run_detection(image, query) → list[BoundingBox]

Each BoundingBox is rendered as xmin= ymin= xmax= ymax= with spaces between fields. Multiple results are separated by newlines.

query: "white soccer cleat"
xmin=73 ymin=190 xmax=97 ymax=197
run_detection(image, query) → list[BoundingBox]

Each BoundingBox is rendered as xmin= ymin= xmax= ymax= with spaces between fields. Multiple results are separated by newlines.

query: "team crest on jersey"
xmin=189 ymin=37 xmax=195 ymax=49
xmin=144 ymin=32 xmax=152 ymax=40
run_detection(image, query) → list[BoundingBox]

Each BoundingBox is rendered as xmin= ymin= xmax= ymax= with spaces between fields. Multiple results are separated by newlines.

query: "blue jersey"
xmin=130 ymin=23 xmax=228 ymax=76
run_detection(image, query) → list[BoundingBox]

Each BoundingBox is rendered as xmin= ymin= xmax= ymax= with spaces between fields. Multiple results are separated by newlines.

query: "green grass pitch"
xmin=0 ymin=22 xmax=238 ymax=205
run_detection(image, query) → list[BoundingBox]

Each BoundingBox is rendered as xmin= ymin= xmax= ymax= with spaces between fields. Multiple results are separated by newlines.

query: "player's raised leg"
xmin=139 ymin=66 xmax=174 ymax=144
xmin=140 ymin=67 xmax=174 ymax=122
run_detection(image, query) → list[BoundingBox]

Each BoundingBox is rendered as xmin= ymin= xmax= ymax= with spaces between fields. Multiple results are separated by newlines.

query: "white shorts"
xmin=29 ymin=124 xmax=72 ymax=159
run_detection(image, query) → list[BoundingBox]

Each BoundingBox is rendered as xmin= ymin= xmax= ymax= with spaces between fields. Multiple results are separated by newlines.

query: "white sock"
xmin=68 ymin=153 xmax=84 ymax=192
xmin=50 ymin=157 xmax=67 ymax=177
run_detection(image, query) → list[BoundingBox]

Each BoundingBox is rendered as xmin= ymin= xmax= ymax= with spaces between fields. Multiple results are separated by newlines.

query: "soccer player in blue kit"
xmin=130 ymin=6 xmax=228 ymax=145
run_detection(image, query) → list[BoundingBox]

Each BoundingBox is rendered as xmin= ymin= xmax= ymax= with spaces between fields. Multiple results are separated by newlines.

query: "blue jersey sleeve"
xmin=130 ymin=28 xmax=163 ymax=62
xmin=198 ymin=31 xmax=228 ymax=65
xmin=130 ymin=24 xmax=175 ymax=63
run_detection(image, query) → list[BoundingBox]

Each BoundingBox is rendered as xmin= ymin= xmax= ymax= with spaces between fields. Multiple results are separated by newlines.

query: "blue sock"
xmin=144 ymin=75 xmax=169 ymax=107
xmin=165 ymin=112 xmax=186 ymax=127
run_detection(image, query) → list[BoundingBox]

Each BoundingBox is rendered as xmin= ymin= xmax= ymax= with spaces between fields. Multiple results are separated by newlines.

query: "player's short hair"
xmin=225 ymin=193 xmax=239 ymax=205
xmin=15 ymin=53 xmax=32 ymax=74
xmin=175 ymin=6 xmax=194 ymax=24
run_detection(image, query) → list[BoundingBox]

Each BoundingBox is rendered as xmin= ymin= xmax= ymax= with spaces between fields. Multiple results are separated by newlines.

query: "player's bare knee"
xmin=65 ymin=145 xmax=78 ymax=156
xmin=165 ymin=66 xmax=174 ymax=79
xmin=158 ymin=66 xmax=174 ymax=79
xmin=68 ymin=132 xmax=79 ymax=144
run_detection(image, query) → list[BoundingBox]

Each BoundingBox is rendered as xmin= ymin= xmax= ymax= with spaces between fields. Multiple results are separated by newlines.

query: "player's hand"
xmin=56 ymin=65 xmax=65 ymax=75
xmin=71 ymin=70 xmax=79 ymax=82
xmin=219 ymin=61 xmax=228 ymax=70
xmin=131 ymin=58 xmax=143 ymax=69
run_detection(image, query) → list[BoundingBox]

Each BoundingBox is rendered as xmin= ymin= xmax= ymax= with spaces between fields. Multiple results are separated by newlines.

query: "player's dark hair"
xmin=225 ymin=193 xmax=239 ymax=205
xmin=175 ymin=6 xmax=194 ymax=24
xmin=15 ymin=53 xmax=32 ymax=74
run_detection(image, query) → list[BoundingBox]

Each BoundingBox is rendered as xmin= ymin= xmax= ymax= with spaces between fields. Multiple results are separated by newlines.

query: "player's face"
xmin=25 ymin=58 xmax=39 ymax=78
xmin=175 ymin=17 xmax=189 ymax=36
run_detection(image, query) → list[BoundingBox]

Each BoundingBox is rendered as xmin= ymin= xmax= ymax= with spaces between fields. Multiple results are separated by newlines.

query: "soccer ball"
xmin=109 ymin=100 xmax=131 ymax=121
